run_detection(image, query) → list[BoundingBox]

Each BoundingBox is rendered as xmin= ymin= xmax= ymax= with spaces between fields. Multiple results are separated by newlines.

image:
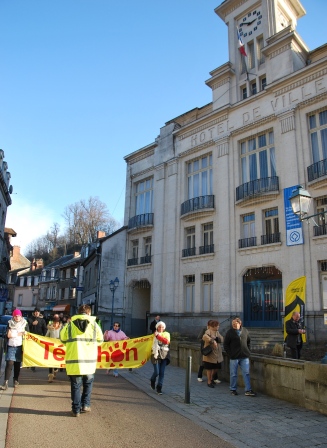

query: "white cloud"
xmin=5 ymin=198 xmax=63 ymax=256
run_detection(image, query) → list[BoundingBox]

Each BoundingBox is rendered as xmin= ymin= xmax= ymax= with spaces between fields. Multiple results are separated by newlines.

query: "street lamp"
xmin=109 ymin=277 xmax=119 ymax=328
xmin=289 ymin=185 xmax=327 ymax=222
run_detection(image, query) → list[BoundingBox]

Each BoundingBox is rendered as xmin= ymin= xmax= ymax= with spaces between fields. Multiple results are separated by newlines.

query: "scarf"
xmin=8 ymin=317 xmax=28 ymax=333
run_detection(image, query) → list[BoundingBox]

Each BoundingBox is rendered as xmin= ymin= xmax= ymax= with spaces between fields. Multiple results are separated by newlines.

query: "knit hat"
xmin=12 ymin=309 xmax=22 ymax=317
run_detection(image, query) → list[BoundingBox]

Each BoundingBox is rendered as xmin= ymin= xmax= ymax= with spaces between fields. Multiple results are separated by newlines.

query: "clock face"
xmin=278 ymin=10 xmax=288 ymax=28
xmin=237 ymin=9 xmax=262 ymax=40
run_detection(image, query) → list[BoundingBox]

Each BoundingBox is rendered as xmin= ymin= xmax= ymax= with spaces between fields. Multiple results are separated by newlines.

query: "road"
xmin=5 ymin=368 xmax=233 ymax=448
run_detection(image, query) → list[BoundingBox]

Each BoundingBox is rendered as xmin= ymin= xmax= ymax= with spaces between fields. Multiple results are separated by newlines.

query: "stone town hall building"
xmin=123 ymin=0 xmax=327 ymax=340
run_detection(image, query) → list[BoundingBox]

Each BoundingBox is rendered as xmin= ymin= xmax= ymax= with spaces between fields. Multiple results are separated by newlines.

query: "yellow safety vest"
xmin=60 ymin=314 xmax=103 ymax=375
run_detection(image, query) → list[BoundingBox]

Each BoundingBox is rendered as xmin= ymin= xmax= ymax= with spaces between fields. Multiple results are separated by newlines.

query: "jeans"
xmin=151 ymin=359 xmax=167 ymax=388
xmin=229 ymin=358 xmax=251 ymax=391
xmin=69 ymin=374 xmax=94 ymax=414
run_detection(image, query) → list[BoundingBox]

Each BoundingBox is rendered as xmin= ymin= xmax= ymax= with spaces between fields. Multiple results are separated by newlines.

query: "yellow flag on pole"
xmin=284 ymin=276 xmax=306 ymax=343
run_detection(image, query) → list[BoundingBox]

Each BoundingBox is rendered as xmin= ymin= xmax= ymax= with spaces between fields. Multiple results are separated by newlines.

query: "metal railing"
xmin=313 ymin=224 xmax=327 ymax=237
xmin=238 ymin=237 xmax=257 ymax=248
xmin=182 ymin=247 xmax=196 ymax=258
xmin=199 ymin=244 xmax=214 ymax=254
xmin=307 ymin=158 xmax=327 ymax=182
xmin=181 ymin=195 xmax=214 ymax=216
xmin=128 ymin=213 xmax=154 ymax=230
xmin=261 ymin=233 xmax=281 ymax=245
xmin=140 ymin=255 xmax=152 ymax=264
xmin=127 ymin=258 xmax=138 ymax=266
xmin=236 ymin=176 xmax=279 ymax=201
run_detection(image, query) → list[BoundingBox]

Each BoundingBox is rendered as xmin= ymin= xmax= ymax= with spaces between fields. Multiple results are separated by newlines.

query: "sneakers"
xmin=150 ymin=380 xmax=155 ymax=390
xmin=113 ymin=373 xmax=118 ymax=377
xmin=82 ymin=406 xmax=91 ymax=412
xmin=14 ymin=380 xmax=19 ymax=387
xmin=71 ymin=411 xmax=80 ymax=417
xmin=156 ymin=386 xmax=162 ymax=395
xmin=106 ymin=369 xmax=110 ymax=375
xmin=0 ymin=380 xmax=8 ymax=391
xmin=213 ymin=379 xmax=221 ymax=384
xmin=207 ymin=383 xmax=215 ymax=388
xmin=48 ymin=374 xmax=54 ymax=383
xmin=245 ymin=390 xmax=257 ymax=397
xmin=231 ymin=390 xmax=238 ymax=395
xmin=197 ymin=378 xmax=203 ymax=382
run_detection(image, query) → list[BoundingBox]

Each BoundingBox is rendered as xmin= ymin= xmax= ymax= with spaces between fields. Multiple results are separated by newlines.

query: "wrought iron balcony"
xmin=181 ymin=195 xmax=214 ymax=216
xmin=140 ymin=255 xmax=152 ymax=264
xmin=313 ymin=224 xmax=327 ymax=237
xmin=236 ymin=176 xmax=279 ymax=201
xmin=182 ymin=247 xmax=196 ymax=257
xmin=127 ymin=258 xmax=138 ymax=266
xmin=307 ymin=158 xmax=327 ymax=182
xmin=128 ymin=213 xmax=154 ymax=230
xmin=261 ymin=233 xmax=281 ymax=245
xmin=238 ymin=237 xmax=257 ymax=248
xmin=199 ymin=244 xmax=214 ymax=255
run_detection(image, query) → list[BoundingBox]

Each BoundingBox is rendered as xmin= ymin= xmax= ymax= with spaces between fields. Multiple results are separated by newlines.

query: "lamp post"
xmin=109 ymin=277 xmax=119 ymax=328
xmin=289 ymin=186 xmax=327 ymax=363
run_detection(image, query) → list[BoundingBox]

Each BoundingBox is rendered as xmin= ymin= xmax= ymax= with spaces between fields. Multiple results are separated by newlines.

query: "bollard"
xmin=184 ymin=355 xmax=192 ymax=404
xmin=0 ymin=337 xmax=3 ymax=371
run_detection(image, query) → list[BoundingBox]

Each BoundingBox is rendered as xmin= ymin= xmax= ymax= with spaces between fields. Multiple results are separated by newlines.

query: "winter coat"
xmin=286 ymin=318 xmax=303 ymax=349
xmin=60 ymin=313 xmax=103 ymax=375
xmin=27 ymin=314 xmax=47 ymax=336
xmin=46 ymin=322 xmax=62 ymax=339
xmin=202 ymin=329 xmax=224 ymax=364
xmin=223 ymin=327 xmax=251 ymax=360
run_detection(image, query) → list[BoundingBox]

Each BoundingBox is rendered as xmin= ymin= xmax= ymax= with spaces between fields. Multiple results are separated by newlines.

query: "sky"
xmin=0 ymin=0 xmax=326 ymax=255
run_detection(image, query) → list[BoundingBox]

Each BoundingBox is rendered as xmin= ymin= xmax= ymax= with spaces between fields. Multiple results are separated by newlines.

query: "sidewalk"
xmin=119 ymin=362 xmax=327 ymax=448
xmin=1 ymin=360 xmax=327 ymax=448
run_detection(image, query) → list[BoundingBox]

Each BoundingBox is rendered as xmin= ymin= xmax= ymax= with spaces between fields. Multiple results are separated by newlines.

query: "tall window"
xmin=242 ymin=213 xmax=255 ymax=238
xmin=18 ymin=294 xmax=23 ymax=306
xmin=241 ymin=86 xmax=247 ymax=99
xmin=316 ymin=196 xmax=327 ymax=226
xmin=32 ymin=294 xmax=37 ymax=306
xmin=186 ymin=226 xmax=195 ymax=249
xmin=240 ymin=131 xmax=276 ymax=183
xmin=257 ymin=36 xmax=265 ymax=65
xmin=144 ymin=237 xmax=152 ymax=256
xmin=251 ymin=81 xmax=257 ymax=95
xmin=132 ymin=239 xmax=139 ymax=259
xmin=185 ymin=275 xmax=195 ymax=312
xmin=309 ymin=110 xmax=327 ymax=164
xmin=202 ymin=273 xmax=213 ymax=312
xmin=248 ymin=41 xmax=255 ymax=69
xmin=203 ymin=223 xmax=213 ymax=246
xmin=264 ymin=208 xmax=279 ymax=234
xmin=260 ymin=76 xmax=267 ymax=90
xmin=135 ymin=178 xmax=153 ymax=215
xmin=187 ymin=154 xmax=212 ymax=200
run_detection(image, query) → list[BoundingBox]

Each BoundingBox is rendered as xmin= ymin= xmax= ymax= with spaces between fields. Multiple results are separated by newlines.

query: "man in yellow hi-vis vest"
xmin=60 ymin=304 xmax=103 ymax=417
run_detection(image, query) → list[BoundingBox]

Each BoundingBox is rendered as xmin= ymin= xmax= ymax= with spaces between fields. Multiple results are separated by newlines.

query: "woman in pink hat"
xmin=0 ymin=309 xmax=29 ymax=390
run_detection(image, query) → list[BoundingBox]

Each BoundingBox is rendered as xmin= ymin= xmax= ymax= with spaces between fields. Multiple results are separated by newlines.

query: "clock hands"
xmin=240 ymin=18 xmax=257 ymax=26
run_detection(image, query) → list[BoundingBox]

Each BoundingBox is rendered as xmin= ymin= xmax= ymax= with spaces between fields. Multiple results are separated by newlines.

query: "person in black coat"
xmin=150 ymin=315 xmax=160 ymax=333
xmin=285 ymin=311 xmax=306 ymax=359
xmin=27 ymin=307 xmax=47 ymax=371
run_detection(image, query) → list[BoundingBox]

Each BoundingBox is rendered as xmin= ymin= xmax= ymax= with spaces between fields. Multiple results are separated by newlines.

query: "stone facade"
xmin=123 ymin=0 xmax=327 ymax=340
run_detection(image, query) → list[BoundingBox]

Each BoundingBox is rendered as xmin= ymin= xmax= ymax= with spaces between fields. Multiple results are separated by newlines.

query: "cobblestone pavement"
xmin=119 ymin=362 xmax=327 ymax=448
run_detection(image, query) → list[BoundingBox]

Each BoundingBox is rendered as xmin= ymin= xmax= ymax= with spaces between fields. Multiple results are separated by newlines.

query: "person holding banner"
xmin=285 ymin=311 xmax=306 ymax=359
xmin=45 ymin=314 xmax=63 ymax=382
xmin=60 ymin=304 xmax=103 ymax=417
xmin=0 ymin=309 xmax=29 ymax=390
xmin=150 ymin=321 xmax=170 ymax=395
xmin=104 ymin=322 xmax=129 ymax=377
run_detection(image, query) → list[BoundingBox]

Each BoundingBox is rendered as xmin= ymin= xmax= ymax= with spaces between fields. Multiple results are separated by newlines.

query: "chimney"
xmin=12 ymin=246 xmax=21 ymax=261
xmin=97 ymin=230 xmax=106 ymax=239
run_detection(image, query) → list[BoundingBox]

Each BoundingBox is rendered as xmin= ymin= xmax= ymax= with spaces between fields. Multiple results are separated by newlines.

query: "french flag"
xmin=237 ymin=28 xmax=247 ymax=57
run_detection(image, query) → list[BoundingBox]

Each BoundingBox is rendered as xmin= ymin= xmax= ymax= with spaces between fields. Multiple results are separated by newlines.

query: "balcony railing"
xmin=199 ymin=244 xmax=214 ymax=254
xmin=127 ymin=258 xmax=138 ymax=266
xmin=140 ymin=255 xmax=152 ymax=264
xmin=313 ymin=224 xmax=327 ymax=237
xmin=307 ymin=158 xmax=327 ymax=182
xmin=236 ymin=176 xmax=279 ymax=201
xmin=239 ymin=237 xmax=257 ymax=248
xmin=128 ymin=213 xmax=154 ymax=230
xmin=182 ymin=247 xmax=196 ymax=257
xmin=181 ymin=195 xmax=214 ymax=216
xmin=261 ymin=233 xmax=281 ymax=245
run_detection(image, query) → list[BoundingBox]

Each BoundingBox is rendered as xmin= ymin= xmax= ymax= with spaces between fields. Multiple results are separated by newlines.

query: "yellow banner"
xmin=284 ymin=276 xmax=306 ymax=343
xmin=22 ymin=333 xmax=153 ymax=369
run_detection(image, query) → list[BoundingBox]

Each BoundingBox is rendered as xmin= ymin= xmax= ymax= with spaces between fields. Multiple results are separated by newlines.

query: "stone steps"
xmin=246 ymin=328 xmax=284 ymax=349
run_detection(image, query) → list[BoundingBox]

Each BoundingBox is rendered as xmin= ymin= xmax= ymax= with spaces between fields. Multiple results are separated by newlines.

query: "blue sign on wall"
xmin=284 ymin=186 xmax=304 ymax=246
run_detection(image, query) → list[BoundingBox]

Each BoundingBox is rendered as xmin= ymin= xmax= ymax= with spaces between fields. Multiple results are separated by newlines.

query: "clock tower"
xmin=206 ymin=0 xmax=308 ymax=110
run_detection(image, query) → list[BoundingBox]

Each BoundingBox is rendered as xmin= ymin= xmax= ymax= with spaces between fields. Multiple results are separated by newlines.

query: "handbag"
xmin=201 ymin=344 xmax=213 ymax=356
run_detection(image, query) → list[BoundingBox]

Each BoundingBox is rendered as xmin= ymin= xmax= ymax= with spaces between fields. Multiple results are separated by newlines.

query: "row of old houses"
xmin=4 ymin=0 xmax=327 ymax=341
